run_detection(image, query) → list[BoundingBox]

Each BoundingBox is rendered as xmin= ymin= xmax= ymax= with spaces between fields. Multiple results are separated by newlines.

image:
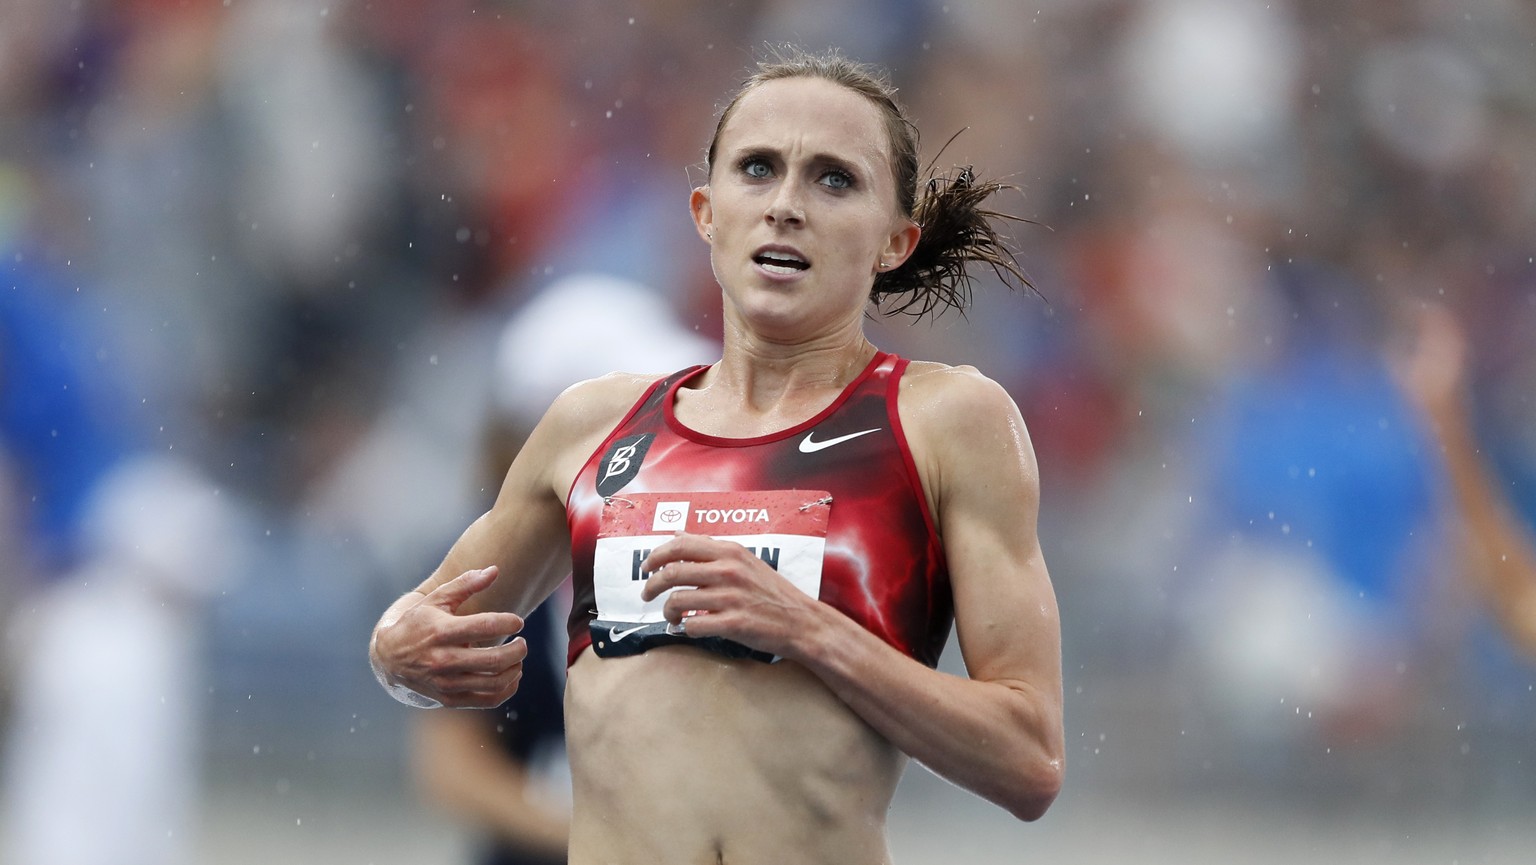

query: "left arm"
xmin=642 ymin=366 xmax=1064 ymax=820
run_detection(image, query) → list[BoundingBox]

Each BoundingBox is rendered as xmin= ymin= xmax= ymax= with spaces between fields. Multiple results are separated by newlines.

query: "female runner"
xmin=371 ymin=48 xmax=1065 ymax=863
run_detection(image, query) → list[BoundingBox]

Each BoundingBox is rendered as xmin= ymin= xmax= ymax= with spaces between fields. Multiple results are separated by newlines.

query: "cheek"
xmin=838 ymin=219 xmax=892 ymax=263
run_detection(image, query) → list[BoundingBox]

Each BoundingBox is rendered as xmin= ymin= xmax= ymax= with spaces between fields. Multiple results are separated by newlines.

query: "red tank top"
xmin=564 ymin=351 xmax=952 ymax=668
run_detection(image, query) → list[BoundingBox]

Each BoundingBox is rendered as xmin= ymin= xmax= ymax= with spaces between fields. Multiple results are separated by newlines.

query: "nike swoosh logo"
xmin=608 ymin=624 xmax=648 ymax=642
xmin=798 ymin=428 xmax=881 ymax=453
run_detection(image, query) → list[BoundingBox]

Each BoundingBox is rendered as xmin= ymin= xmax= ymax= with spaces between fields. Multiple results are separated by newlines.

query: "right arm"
xmin=1395 ymin=304 xmax=1536 ymax=656
xmin=368 ymin=373 xmax=658 ymax=708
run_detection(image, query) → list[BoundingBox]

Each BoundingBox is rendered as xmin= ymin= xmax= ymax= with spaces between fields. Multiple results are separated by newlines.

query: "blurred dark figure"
xmin=414 ymin=602 xmax=570 ymax=865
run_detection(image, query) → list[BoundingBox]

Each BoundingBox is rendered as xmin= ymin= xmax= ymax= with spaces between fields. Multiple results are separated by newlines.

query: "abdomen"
xmin=564 ymin=646 xmax=903 ymax=865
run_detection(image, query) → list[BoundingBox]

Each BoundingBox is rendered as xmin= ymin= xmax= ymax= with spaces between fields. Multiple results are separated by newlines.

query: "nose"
xmin=764 ymin=182 xmax=805 ymax=227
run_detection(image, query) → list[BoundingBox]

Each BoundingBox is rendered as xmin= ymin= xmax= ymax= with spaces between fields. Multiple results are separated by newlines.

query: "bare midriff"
xmin=564 ymin=645 xmax=904 ymax=865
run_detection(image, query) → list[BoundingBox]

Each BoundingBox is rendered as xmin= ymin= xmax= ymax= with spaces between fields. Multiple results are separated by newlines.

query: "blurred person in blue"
xmin=371 ymin=48 xmax=1065 ymax=861
xmin=0 ymin=246 xmax=133 ymax=585
xmin=0 ymin=170 xmax=246 ymax=865
xmin=412 ymin=274 xmax=717 ymax=865
xmin=1183 ymin=266 xmax=1440 ymax=750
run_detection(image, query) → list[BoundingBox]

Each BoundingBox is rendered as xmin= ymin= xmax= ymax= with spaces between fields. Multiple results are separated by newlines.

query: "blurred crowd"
xmin=2 ymin=0 xmax=1534 ymax=861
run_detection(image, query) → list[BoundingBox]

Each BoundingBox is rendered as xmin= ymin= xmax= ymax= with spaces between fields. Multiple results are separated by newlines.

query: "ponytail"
xmin=872 ymin=165 xmax=1037 ymax=319
xmin=708 ymin=47 xmax=1038 ymax=320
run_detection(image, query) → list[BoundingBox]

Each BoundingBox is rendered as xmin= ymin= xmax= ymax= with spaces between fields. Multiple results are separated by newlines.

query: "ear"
xmin=877 ymin=218 xmax=921 ymax=272
xmin=690 ymin=186 xmax=714 ymax=243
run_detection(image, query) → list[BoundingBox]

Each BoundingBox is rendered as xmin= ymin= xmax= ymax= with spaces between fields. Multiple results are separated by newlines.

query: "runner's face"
xmin=692 ymin=77 xmax=918 ymax=342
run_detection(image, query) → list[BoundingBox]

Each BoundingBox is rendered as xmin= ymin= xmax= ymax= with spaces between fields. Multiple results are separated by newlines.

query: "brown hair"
xmin=705 ymin=46 xmax=1035 ymax=318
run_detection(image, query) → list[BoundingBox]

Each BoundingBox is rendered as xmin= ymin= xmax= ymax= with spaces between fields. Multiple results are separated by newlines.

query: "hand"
xmin=371 ymin=566 xmax=528 ymax=708
xmin=1390 ymin=302 xmax=1469 ymax=421
xmin=639 ymin=533 xmax=824 ymax=659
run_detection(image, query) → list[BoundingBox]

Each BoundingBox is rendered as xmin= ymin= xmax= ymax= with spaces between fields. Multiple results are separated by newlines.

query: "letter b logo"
xmin=596 ymin=434 xmax=654 ymax=496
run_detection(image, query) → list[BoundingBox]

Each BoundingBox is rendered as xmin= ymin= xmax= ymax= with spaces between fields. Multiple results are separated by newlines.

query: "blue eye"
xmin=821 ymin=169 xmax=853 ymax=190
xmin=742 ymin=158 xmax=772 ymax=178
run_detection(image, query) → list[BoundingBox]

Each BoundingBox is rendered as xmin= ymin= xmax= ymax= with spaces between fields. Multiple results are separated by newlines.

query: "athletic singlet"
xmin=564 ymin=351 xmax=952 ymax=668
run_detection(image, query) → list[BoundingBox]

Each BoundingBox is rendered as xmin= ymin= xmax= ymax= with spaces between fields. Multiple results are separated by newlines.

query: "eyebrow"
xmin=734 ymin=145 xmax=869 ymax=175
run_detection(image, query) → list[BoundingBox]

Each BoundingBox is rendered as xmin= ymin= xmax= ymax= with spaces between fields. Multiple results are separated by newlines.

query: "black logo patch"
xmin=596 ymin=433 xmax=654 ymax=496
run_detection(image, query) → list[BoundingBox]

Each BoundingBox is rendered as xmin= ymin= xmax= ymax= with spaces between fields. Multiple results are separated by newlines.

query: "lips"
xmin=751 ymin=245 xmax=810 ymax=274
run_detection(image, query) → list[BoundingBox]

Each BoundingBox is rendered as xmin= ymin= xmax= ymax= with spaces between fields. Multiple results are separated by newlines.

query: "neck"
xmin=703 ymin=323 xmax=878 ymax=414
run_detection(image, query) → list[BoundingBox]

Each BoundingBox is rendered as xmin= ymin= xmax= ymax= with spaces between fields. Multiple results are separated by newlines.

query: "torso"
xmin=565 ymin=351 xmax=951 ymax=666
xmin=564 ymin=647 xmax=902 ymax=864
xmin=552 ymin=351 xmax=951 ymax=863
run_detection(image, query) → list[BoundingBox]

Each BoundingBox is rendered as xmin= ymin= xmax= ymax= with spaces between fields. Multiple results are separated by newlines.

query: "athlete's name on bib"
xmin=593 ymin=491 xmax=831 ymax=629
xmin=631 ymin=545 xmax=781 ymax=580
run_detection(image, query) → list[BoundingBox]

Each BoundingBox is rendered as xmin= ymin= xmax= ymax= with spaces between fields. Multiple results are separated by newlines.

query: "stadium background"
xmin=2 ymin=1 xmax=1534 ymax=862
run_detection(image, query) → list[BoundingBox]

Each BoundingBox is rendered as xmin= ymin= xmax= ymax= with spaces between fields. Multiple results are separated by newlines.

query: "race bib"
xmin=590 ymin=490 xmax=832 ymax=662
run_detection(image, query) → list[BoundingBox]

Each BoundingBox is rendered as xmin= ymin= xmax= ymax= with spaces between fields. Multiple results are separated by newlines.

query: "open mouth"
xmin=752 ymin=250 xmax=810 ymax=275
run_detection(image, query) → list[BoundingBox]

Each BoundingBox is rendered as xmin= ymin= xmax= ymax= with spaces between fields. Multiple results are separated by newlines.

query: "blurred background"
xmin=2 ymin=0 xmax=1534 ymax=863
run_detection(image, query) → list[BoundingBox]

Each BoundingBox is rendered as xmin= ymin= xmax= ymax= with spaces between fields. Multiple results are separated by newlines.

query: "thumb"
xmin=426 ymin=565 xmax=499 ymax=614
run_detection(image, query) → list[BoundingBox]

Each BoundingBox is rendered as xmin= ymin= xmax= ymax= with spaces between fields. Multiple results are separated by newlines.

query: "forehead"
xmin=717 ymin=77 xmax=893 ymax=171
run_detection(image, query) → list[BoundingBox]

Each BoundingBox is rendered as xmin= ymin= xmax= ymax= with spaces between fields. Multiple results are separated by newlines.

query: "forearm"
xmin=1432 ymin=410 xmax=1536 ymax=653
xmin=792 ymin=605 xmax=1063 ymax=821
xmin=433 ymin=507 xmax=568 ymax=617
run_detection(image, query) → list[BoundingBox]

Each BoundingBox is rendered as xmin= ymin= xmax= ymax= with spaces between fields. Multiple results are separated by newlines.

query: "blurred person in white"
xmin=0 ymin=108 xmax=250 ymax=863
xmin=0 ymin=116 xmax=245 ymax=865
xmin=1 ymin=455 xmax=246 ymax=865
xmin=1392 ymin=302 xmax=1536 ymax=659
xmin=371 ymin=47 xmax=1064 ymax=861
xmin=412 ymin=273 xmax=716 ymax=865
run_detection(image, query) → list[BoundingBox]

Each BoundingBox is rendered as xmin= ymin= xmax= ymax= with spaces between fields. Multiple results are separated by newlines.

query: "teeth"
xmin=755 ymin=251 xmax=808 ymax=273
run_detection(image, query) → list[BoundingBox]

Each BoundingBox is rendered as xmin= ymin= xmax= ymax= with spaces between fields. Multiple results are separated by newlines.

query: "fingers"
xmin=665 ymin=609 xmax=710 ymax=638
xmin=640 ymin=535 xmax=752 ymax=601
xmin=419 ymin=567 xmax=525 ymax=642
xmin=640 ymin=560 xmax=703 ymax=601
xmin=661 ymin=587 xmax=721 ymax=625
xmin=425 ymin=565 xmax=501 ymax=614
xmin=443 ymin=610 xmax=526 ymax=645
xmin=416 ymin=636 xmax=529 ymax=707
xmin=429 ymin=635 xmax=529 ymax=677
xmin=435 ymin=665 xmax=525 ymax=707
xmin=642 ymin=533 xmax=734 ymax=573
xmin=377 ymin=565 xmax=543 ymax=708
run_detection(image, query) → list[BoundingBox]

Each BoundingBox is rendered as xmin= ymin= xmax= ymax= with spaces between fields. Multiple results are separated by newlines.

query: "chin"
xmin=723 ymin=277 xmax=863 ymax=338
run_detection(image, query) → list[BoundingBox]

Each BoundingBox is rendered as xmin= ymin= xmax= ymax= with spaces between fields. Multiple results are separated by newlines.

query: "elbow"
xmin=1002 ymin=755 xmax=1064 ymax=822
xmin=1009 ymin=791 xmax=1060 ymax=823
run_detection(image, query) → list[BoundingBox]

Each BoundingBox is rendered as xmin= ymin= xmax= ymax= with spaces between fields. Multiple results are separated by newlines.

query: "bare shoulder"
xmin=898 ymin=360 xmax=1029 ymax=439
xmin=897 ymin=360 xmax=1039 ymax=513
xmin=511 ymin=371 xmax=673 ymax=500
xmin=538 ymin=371 xmax=671 ymax=441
